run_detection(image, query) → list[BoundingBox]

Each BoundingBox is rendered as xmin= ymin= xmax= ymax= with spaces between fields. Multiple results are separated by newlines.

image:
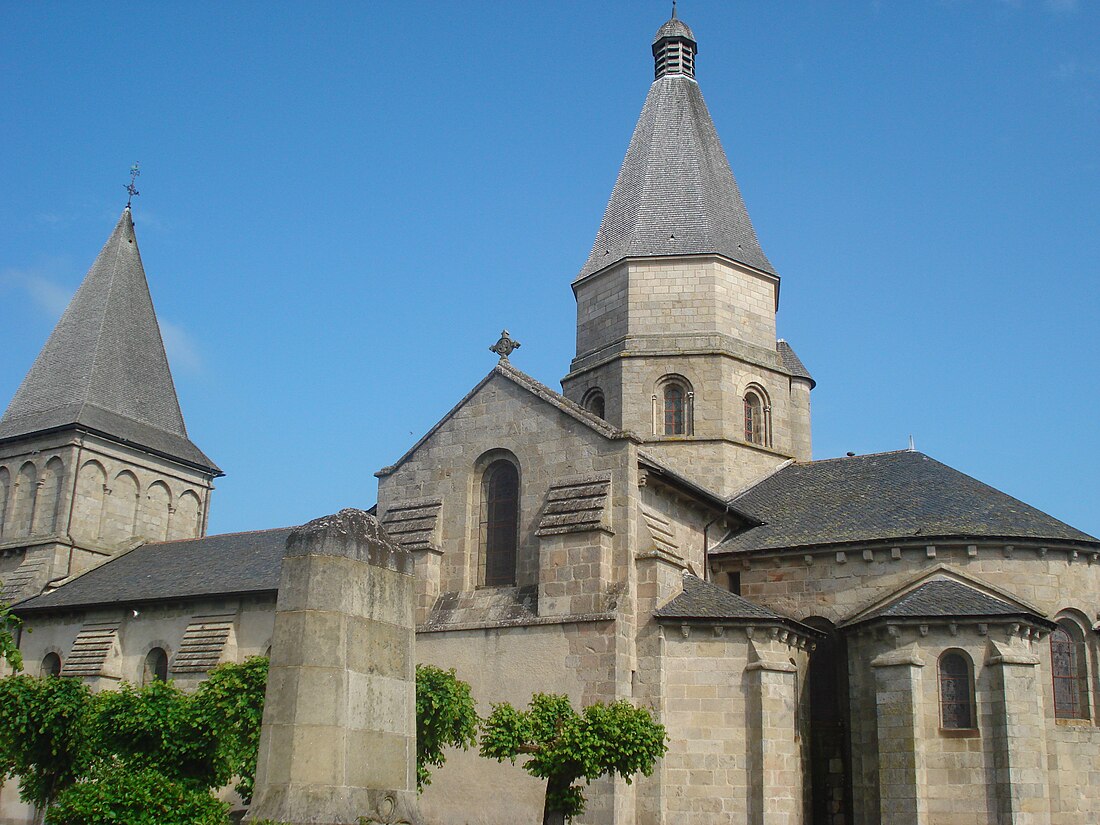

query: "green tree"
xmin=415 ymin=664 xmax=478 ymax=791
xmin=479 ymin=694 xmax=667 ymax=825
xmin=0 ymin=588 xmax=22 ymax=672
xmin=0 ymin=675 xmax=94 ymax=812
xmin=92 ymin=679 xmax=230 ymax=790
xmin=192 ymin=656 xmax=269 ymax=802
xmin=45 ymin=763 xmax=229 ymax=825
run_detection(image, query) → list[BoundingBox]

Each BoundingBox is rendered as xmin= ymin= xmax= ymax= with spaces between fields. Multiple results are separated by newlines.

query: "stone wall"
xmin=0 ymin=429 xmax=214 ymax=603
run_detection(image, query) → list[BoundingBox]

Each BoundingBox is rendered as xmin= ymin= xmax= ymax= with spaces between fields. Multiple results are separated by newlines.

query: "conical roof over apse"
xmin=0 ymin=208 xmax=219 ymax=472
xmin=577 ymin=16 xmax=775 ymax=280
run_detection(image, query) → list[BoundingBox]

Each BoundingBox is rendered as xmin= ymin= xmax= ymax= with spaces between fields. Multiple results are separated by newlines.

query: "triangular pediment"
xmin=840 ymin=565 xmax=1048 ymax=628
xmin=376 ymin=361 xmax=636 ymax=478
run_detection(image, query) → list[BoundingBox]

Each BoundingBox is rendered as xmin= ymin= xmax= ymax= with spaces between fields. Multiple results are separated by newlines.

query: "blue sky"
xmin=1 ymin=1 xmax=1097 ymax=538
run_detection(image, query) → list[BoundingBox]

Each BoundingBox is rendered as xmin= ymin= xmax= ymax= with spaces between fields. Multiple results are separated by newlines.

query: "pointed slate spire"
xmin=577 ymin=16 xmax=775 ymax=280
xmin=0 ymin=208 xmax=218 ymax=471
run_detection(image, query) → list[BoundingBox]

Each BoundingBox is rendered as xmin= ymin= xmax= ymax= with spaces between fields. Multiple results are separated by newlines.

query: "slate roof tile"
xmin=847 ymin=578 xmax=1052 ymax=627
xmin=0 ymin=209 xmax=217 ymax=472
xmin=14 ymin=527 xmax=294 ymax=612
xmin=577 ymin=54 xmax=774 ymax=280
xmin=655 ymin=573 xmax=788 ymax=621
xmin=715 ymin=451 xmax=1097 ymax=555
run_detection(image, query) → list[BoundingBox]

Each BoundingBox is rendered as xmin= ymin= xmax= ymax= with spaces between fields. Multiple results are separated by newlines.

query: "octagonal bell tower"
xmin=561 ymin=13 xmax=814 ymax=496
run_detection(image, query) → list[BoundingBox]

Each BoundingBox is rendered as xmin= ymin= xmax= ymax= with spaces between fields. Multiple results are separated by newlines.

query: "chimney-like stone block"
xmin=247 ymin=509 xmax=421 ymax=825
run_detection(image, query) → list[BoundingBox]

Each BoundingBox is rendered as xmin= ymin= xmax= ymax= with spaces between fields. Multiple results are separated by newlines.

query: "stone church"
xmin=2 ymin=13 xmax=1098 ymax=825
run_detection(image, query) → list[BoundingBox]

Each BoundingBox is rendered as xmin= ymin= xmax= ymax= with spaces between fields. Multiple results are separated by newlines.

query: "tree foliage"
xmin=479 ymin=694 xmax=667 ymax=825
xmin=0 ymin=589 xmax=23 ymax=672
xmin=0 ymin=674 xmax=95 ymax=810
xmin=192 ymin=656 xmax=269 ymax=802
xmin=414 ymin=664 xmax=478 ymax=791
xmin=92 ymin=678 xmax=230 ymax=790
xmin=0 ymin=656 xmax=479 ymax=822
xmin=44 ymin=764 xmax=229 ymax=825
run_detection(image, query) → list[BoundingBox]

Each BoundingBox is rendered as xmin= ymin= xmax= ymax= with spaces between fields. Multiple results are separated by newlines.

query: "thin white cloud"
xmin=0 ymin=267 xmax=73 ymax=318
xmin=159 ymin=319 xmax=203 ymax=374
xmin=1045 ymin=0 xmax=1078 ymax=13
xmin=1 ymin=266 xmax=202 ymax=373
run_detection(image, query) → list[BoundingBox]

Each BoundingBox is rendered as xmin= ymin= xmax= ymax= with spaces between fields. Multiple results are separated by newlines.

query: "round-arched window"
xmin=143 ymin=647 xmax=169 ymax=685
xmin=583 ymin=389 xmax=606 ymax=420
xmin=1051 ymin=621 xmax=1090 ymax=720
xmin=481 ymin=459 xmax=519 ymax=587
xmin=41 ymin=652 xmax=62 ymax=677
xmin=939 ymin=651 xmax=975 ymax=729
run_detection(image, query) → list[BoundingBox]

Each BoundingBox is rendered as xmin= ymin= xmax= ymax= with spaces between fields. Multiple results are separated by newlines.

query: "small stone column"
xmin=987 ymin=639 xmax=1051 ymax=825
xmin=871 ymin=645 xmax=927 ymax=825
xmin=247 ymin=509 xmax=421 ymax=825
xmin=746 ymin=637 xmax=801 ymax=825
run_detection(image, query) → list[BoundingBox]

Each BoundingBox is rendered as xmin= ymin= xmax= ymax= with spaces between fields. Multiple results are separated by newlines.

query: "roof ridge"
xmin=146 ymin=525 xmax=298 ymax=546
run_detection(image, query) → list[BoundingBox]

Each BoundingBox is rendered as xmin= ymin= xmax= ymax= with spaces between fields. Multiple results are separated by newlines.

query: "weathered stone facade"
xmin=3 ymin=10 xmax=1098 ymax=825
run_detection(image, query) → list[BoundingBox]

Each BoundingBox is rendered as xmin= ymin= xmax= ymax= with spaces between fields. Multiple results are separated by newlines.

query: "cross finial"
xmin=125 ymin=161 xmax=141 ymax=208
xmin=489 ymin=329 xmax=521 ymax=363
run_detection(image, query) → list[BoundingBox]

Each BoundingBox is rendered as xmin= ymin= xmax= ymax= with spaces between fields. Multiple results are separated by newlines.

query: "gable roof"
xmin=376 ymin=361 xmax=635 ymax=477
xmin=576 ymin=37 xmax=775 ymax=280
xmin=13 ymin=527 xmax=294 ymax=613
xmin=655 ymin=574 xmax=819 ymax=638
xmin=841 ymin=570 xmax=1055 ymax=629
xmin=714 ymin=450 xmax=1098 ymax=555
xmin=0 ymin=208 xmax=218 ymax=472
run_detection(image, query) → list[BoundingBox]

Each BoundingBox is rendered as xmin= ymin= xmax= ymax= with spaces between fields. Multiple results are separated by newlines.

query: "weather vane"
xmin=125 ymin=161 xmax=141 ymax=208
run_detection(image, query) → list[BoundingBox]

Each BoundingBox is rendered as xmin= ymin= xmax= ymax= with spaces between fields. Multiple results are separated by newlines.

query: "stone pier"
xmin=247 ymin=509 xmax=421 ymax=825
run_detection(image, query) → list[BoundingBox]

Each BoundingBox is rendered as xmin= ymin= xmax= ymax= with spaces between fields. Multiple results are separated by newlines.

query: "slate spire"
xmin=0 ymin=207 xmax=218 ymax=471
xmin=577 ymin=15 xmax=775 ymax=280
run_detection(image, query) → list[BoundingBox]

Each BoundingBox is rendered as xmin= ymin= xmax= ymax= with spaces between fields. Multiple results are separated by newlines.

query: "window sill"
xmin=939 ymin=727 xmax=980 ymax=738
xmin=1054 ymin=717 xmax=1093 ymax=727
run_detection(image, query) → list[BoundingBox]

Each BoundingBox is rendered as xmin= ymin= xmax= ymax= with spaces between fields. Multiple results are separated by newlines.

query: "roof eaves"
xmin=638 ymin=451 xmax=762 ymax=524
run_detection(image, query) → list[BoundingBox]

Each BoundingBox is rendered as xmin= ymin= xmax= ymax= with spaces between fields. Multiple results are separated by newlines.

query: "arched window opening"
xmin=41 ymin=652 xmax=62 ymax=677
xmin=663 ymin=384 xmax=685 ymax=435
xmin=481 ymin=460 xmax=519 ymax=587
xmin=583 ymin=389 xmax=606 ymax=421
xmin=1052 ymin=621 xmax=1090 ymax=720
xmin=143 ymin=647 xmax=169 ymax=685
xmin=939 ymin=651 xmax=976 ymax=729
xmin=744 ymin=391 xmax=765 ymax=445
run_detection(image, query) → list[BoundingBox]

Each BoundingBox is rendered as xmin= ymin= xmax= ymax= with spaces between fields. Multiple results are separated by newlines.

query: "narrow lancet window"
xmin=939 ymin=651 xmax=975 ymax=729
xmin=1052 ymin=622 xmax=1089 ymax=720
xmin=482 ymin=460 xmax=519 ymax=586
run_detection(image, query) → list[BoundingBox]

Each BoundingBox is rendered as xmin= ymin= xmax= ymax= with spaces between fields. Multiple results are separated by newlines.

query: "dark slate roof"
xmin=577 ymin=40 xmax=775 ymax=280
xmin=0 ymin=209 xmax=218 ymax=472
xmin=13 ymin=527 xmax=294 ymax=612
xmin=777 ymin=340 xmax=815 ymax=388
xmin=715 ymin=450 xmax=1098 ymax=555
xmin=846 ymin=578 xmax=1052 ymax=627
xmin=653 ymin=16 xmax=695 ymax=43
xmin=655 ymin=573 xmax=789 ymax=622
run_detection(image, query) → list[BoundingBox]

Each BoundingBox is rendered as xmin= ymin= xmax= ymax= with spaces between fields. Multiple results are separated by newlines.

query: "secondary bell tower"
xmin=561 ymin=13 xmax=814 ymax=496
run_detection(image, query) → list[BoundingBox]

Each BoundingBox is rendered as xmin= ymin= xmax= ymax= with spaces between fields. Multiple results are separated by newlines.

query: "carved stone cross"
xmin=489 ymin=329 xmax=521 ymax=362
